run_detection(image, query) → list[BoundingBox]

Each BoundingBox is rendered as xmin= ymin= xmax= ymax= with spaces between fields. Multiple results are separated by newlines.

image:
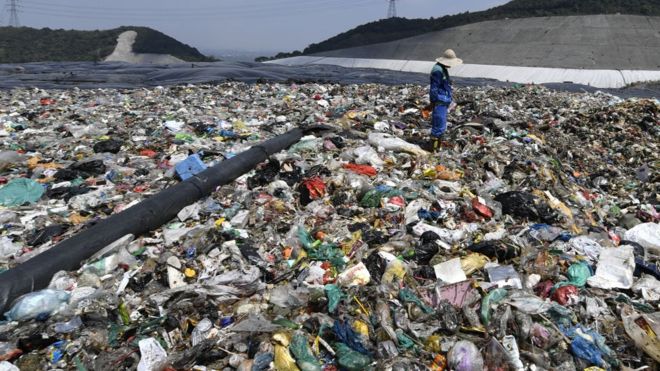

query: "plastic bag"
xmin=381 ymin=257 xmax=407 ymax=284
xmin=273 ymin=332 xmax=301 ymax=371
xmin=325 ymin=284 xmax=343 ymax=313
xmin=486 ymin=265 xmax=522 ymax=289
xmin=494 ymin=191 xmax=556 ymax=223
xmin=191 ymin=318 xmax=213 ymax=346
xmin=0 ymin=178 xmax=44 ymax=207
xmin=566 ymin=236 xmax=603 ymax=263
xmin=0 ymin=361 xmax=19 ymax=371
xmin=333 ymin=320 xmax=370 ymax=355
xmin=359 ymin=185 xmax=401 ymax=208
xmin=433 ymin=258 xmax=467 ymax=284
xmin=343 ymin=163 xmax=377 ymax=177
xmin=368 ymin=132 xmax=428 ymax=156
xmin=334 ymin=342 xmax=372 ymax=371
xmin=0 ymin=151 xmax=25 ymax=171
xmin=399 ymin=288 xmax=434 ymax=314
xmin=624 ymin=223 xmax=660 ymax=253
xmin=570 ymin=335 xmax=606 ymax=368
xmin=467 ymin=240 xmax=518 ymax=261
xmin=137 ymin=337 xmax=168 ymax=371
xmin=502 ymin=335 xmax=524 ymax=370
xmin=471 ymin=197 xmax=493 ymax=218
xmin=632 ymin=274 xmax=660 ymax=301
xmin=353 ymin=145 xmax=384 ymax=168
xmin=483 ymin=338 xmax=508 ymax=370
xmin=480 ymin=288 xmax=508 ymax=325
xmin=505 ymin=292 xmax=552 ymax=314
xmin=53 ymin=316 xmax=83 ymax=334
xmin=337 ymin=262 xmax=371 ymax=287
xmin=621 ymin=305 xmax=660 ymax=363
xmin=377 ymin=340 xmax=399 ymax=359
xmin=4 ymin=289 xmax=70 ymax=321
xmin=552 ymin=285 xmax=579 ymax=305
xmin=298 ymin=177 xmax=326 ymax=205
xmin=447 ymin=340 xmax=484 ymax=371
xmin=587 ymin=245 xmax=635 ymax=289
xmin=289 ymin=332 xmax=322 ymax=371
xmin=413 ymin=222 xmax=474 ymax=244
xmin=565 ymin=261 xmax=592 ymax=287
xmin=93 ymin=139 xmax=124 ymax=154
xmin=460 ymin=253 xmax=489 ymax=275
xmin=0 ymin=237 xmax=21 ymax=260
xmin=562 ymin=325 xmax=617 ymax=368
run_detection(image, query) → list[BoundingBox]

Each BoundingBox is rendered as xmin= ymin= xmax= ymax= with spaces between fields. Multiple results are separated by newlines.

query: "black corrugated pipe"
xmin=0 ymin=127 xmax=307 ymax=314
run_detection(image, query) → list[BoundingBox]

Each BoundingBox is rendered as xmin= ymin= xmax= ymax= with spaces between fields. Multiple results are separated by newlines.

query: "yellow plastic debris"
xmin=184 ymin=268 xmax=196 ymax=278
xmin=460 ymin=253 xmax=490 ymax=275
xmin=272 ymin=332 xmax=301 ymax=371
xmin=352 ymin=320 xmax=369 ymax=337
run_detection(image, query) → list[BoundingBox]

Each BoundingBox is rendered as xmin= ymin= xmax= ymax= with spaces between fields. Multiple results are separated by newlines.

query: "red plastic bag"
xmin=472 ymin=197 xmax=493 ymax=219
xmin=140 ymin=149 xmax=158 ymax=158
xmin=302 ymin=177 xmax=326 ymax=200
xmin=343 ymin=163 xmax=377 ymax=177
xmin=552 ymin=285 xmax=579 ymax=305
xmin=40 ymin=98 xmax=56 ymax=106
xmin=534 ymin=280 xmax=554 ymax=298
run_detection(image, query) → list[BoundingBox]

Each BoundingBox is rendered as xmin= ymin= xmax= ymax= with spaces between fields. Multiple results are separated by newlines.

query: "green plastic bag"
xmin=290 ymin=332 xmax=322 ymax=371
xmin=399 ymin=288 xmax=434 ymax=314
xmin=395 ymin=329 xmax=416 ymax=351
xmin=359 ymin=186 xmax=401 ymax=208
xmin=566 ymin=261 xmax=592 ymax=287
xmin=325 ymin=284 xmax=343 ymax=313
xmin=554 ymin=261 xmax=592 ymax=290
xmin=297 ymin=227 xmax=316 ymax=249
xmin=480 ymin=288 xmax=508 ymax=325
xmin=335 ymin=342 xmax=372 ymax=371
xmin=299 ymin=227 xmax=346 ymax=268
xmin=0 ymin=178 xmax=44 ymax=206
xmin=307 ymin=243 xmax=346 ymax=269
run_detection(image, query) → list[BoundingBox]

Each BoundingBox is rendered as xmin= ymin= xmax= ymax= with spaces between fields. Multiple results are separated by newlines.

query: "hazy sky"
xmin=4 ymin=0 xmax=508 ymax=53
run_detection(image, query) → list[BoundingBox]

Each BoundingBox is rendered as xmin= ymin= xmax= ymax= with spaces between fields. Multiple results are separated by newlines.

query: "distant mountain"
xmin=0 ymin=26 xmax=215 ymax=63
xmin=268 ymin=0 xmax=660 ymax=59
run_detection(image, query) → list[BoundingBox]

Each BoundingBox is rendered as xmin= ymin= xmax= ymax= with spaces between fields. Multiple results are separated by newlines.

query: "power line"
xmin=387 ymin=0 xmax=396 ymax=18
xmin=17 ymin=0 xmax=380 ymax=20
xmin=21 ymin=0 xmax=319 ymax=14
xmin=8 ymin=0 xmax=19 ymax=26
xmin=20 ymin=0 xmax=376 ymax=16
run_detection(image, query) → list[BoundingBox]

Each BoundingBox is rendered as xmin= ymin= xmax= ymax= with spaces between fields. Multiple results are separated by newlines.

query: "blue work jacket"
xmin=430 ymin=63 xmax=452 ymax=105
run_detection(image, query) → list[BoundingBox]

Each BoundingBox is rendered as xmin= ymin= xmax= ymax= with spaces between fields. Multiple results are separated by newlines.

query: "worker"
xmin=429 ymin=49 xmax=462 ymax=151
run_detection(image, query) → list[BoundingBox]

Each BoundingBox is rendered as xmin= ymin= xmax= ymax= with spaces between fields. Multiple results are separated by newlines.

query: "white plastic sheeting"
xmin=270 ymin=56 xmax=660 ymax=89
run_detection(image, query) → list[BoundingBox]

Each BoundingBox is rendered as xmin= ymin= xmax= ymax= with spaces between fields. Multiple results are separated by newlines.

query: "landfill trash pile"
xmin=0 ymin=82 xmax=658 ymax=370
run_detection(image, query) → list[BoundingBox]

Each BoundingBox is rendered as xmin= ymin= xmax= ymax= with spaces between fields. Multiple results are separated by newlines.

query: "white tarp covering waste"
xmin=271 ymin=56 xmax=660 ymax=89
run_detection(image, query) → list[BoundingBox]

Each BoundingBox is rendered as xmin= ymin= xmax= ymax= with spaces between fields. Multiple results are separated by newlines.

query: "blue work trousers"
xmin=431 ymin=103 xmax=448 ymax=138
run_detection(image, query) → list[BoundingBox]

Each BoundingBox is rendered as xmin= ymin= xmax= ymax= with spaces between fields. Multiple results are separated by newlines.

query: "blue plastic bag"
xmin=0 ymin=178 xmax=44 ymax=206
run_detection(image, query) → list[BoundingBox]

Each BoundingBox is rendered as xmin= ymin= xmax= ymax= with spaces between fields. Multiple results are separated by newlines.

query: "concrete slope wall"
xmin=314 ymin=15 xmax=660 ymax=70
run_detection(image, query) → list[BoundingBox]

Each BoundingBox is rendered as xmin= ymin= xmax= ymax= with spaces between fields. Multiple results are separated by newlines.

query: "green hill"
xmin=265 ymin=0 xmax=660 ymax=60
xmin=0 ymin=26 xmax=215 ymax=63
